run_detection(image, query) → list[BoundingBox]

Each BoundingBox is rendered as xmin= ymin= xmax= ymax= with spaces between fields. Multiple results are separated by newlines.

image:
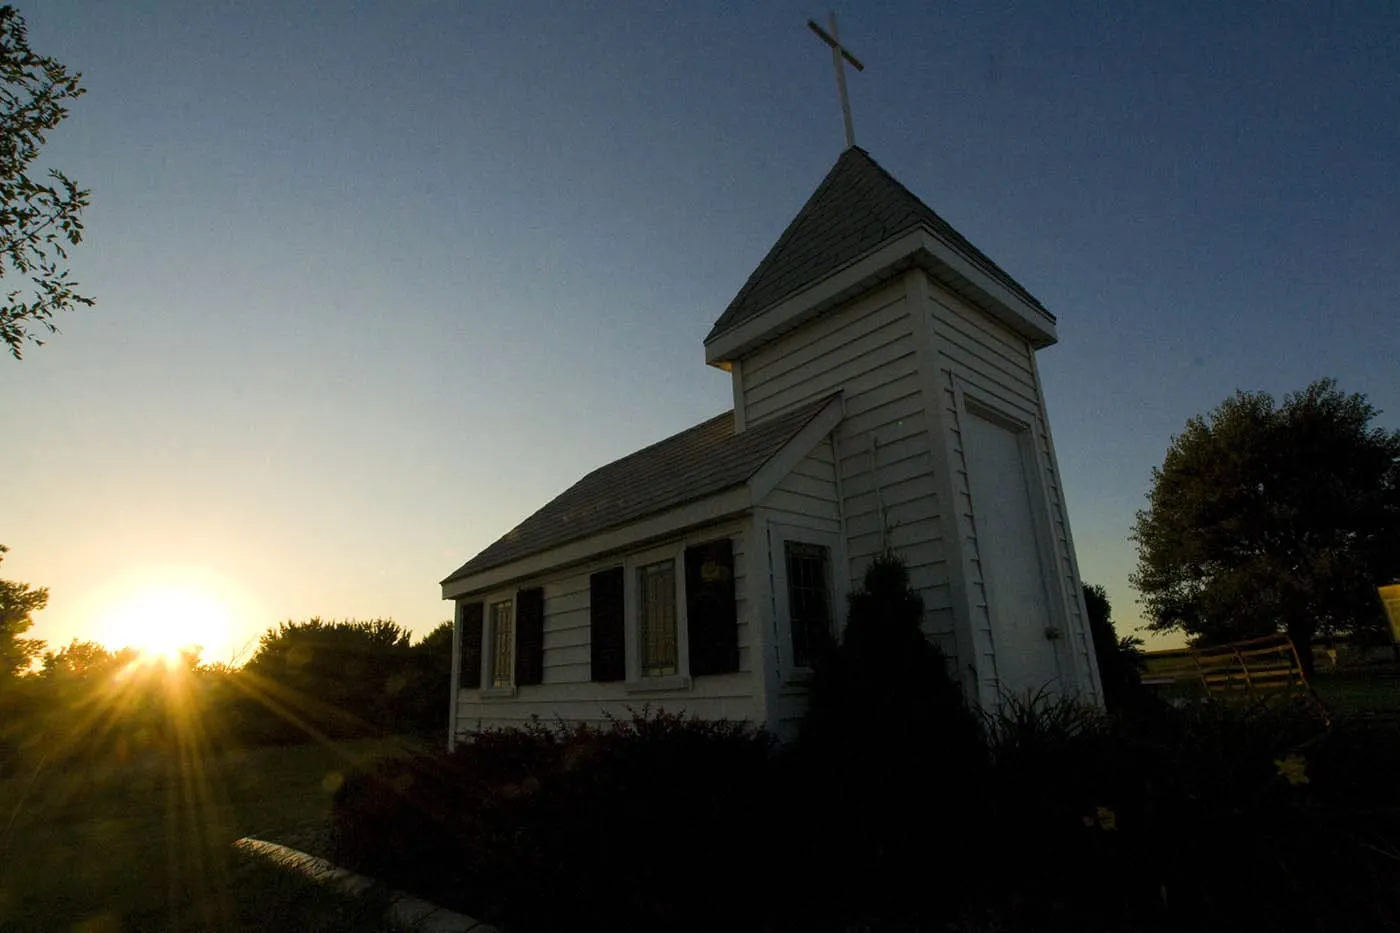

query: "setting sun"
xmin=95 ymin=584 xmax=234 ymax=666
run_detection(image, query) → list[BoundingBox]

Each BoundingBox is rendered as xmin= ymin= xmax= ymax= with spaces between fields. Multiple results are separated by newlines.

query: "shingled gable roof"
xmin=707 ymin=146 xmax=1050 ymax=341
xmin=441 ymin=396 xmax=837 ymax=586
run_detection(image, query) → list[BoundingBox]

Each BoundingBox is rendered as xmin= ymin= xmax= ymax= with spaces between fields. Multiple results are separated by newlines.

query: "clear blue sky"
xmin=2 ymin=1 xmax=1396 ymax=661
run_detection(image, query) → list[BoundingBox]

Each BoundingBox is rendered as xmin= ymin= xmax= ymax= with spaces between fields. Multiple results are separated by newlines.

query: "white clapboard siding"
xmin=760 ymin=436 xmax=842 ymax=533
xmin=739 ymin=281 xmax=954 ymax=668
xmin=453 ymin=520 xmax=759 ymax=738
xmin=929 ymin=275 xmax=1093 ymax=701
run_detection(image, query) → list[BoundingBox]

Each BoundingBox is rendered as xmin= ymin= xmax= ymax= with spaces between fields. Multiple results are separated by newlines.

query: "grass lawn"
xmin=0 ymin=735 xmax=428 ymax=932
xmin=1311 ymin=667 xmax=1400 ymax=716
xmin=1141 ymin=650 xmax=1400 ymax=717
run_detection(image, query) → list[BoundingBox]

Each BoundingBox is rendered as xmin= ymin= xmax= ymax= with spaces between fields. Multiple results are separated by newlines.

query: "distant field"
xmin=0 ymin=736 xmax=425 ymax=932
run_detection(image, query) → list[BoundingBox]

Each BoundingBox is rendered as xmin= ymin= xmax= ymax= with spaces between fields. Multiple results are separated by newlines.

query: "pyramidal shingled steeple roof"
xmin=707 ymin=146 xmax=1048 ymax=341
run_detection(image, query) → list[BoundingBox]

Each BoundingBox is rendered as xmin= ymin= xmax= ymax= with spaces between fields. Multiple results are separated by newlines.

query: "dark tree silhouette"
xmin=1082 ymin=582 xmax=1144 ymax=710
xmin=389 ymin=620 xmax=454 ymax=737
xmin=1131 ymin=378 xmax=1400 ymax=670
xmin=0 ymin=544 xmax=47 ymax=678
xmin=0 ymin=6 xmax=93 ymax=359
xmin=238 ymin=617 xmax=449 ymax=740
xmin=40 ymin=639 xmax=126 ymax=678
xmin=802 ymin=554 xmax=981 ymax=754
xmin=796 ymin=553 xmax=986 ymax=926
xmin=244 ymin=618 xmax=410 ymax=708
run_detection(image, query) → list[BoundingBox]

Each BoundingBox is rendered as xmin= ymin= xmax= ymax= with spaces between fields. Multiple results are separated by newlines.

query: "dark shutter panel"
xmin=686 ymin=538 xmax=739 ymax=676
xmin=458 ymin=602 xmax=484 ymax=689
xmin=590 ymin=567 xmax=626 ymax=682
xmin=515 ymin=587 xmax=545 ymax=687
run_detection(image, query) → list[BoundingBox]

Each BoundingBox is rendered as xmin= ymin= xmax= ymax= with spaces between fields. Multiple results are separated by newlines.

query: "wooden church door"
xmin=961 ymin=406 xmax=1062 ymax=697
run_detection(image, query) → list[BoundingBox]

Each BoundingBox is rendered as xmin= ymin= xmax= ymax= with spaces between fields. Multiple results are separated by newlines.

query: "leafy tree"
xmin=60 ymin=638 xmax=109 ymax=673
xmin=1131 ymin=379 xmax=1400 ymax=670
xmin=415 ymin=619 xmax=453 ymax=659
xmin=0 ymin=544 xmax=46 ymax=677
xmin=395 ymin=620 xmax=454 ymax=735
xmin=241 ymin=617 xmax=414 ymax=739
xmin=40 ymin=638 xmax=125 ymax=677
xmin=248 ymin=616 xmax=411 ymax=664
xmin=245 ymin=617 xmax=411 ymax=686
xmin=0 ymin=5 xmax=92 ymax=359
xmin=1082 ymin=582 xmax=1144 ymax=710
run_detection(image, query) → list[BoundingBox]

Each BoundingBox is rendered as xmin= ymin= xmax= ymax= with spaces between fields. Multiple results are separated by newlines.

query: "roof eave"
xmin=705 ymin=226 xmax=1058 ymax=367
xmin=440 ymin=396 xmax=846 ymax=600
xmin=441 ymin=485 xmax=754 ymax=600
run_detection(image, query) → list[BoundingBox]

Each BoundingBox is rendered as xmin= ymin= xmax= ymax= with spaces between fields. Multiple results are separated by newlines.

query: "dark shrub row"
xmin=333 ymin=711 xmax=773 ymax=932
xmin=330 ymin=556 xmax=1400 ymax=932
xmin=333 ymin=702 xmax=1400 ymax=933
xmin=979 ymin=696 xmax=1400 ymax=932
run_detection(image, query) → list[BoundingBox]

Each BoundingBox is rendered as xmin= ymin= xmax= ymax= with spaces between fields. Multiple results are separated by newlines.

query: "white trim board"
xmin=747 ymin=395 xmax=845 ymax=503
xmin=443 ymin=487 xmax=752 ymax=599
xmin=906 ymin=269 xmax=980 ymax=701
xmin=705 ymin=228 xmax=1058 ymax=367
xmin=953 ymin=378 xmax=1075 ymax=702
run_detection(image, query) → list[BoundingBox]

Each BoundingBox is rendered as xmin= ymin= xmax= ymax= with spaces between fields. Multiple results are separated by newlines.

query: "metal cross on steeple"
xmin=807 ymin=12 xmax=864 ymax=149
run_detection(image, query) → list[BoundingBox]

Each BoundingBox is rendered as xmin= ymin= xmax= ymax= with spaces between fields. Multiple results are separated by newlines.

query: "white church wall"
xmin=450 ymin=518 xmax=762 ymax=741
xmin=738 ymin=281 xmax=955 ymax=673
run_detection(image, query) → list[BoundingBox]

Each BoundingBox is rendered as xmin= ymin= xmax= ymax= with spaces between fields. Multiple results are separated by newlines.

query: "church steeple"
xmin=706 ymin=147 xmax=1051 ymax=358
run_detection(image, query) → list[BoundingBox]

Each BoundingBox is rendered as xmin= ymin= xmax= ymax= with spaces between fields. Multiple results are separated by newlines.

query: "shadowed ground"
xmin=0 ymin=736 xmax=421 ymax=931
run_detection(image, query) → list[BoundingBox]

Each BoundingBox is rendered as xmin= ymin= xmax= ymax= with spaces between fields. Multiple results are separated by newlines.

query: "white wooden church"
xmin=442 ymin=145 xmax=1102 ymax=743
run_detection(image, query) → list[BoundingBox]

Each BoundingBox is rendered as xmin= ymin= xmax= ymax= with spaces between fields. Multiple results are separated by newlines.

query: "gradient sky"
xmin=3 ymin=1 xmax=1396 ymax=662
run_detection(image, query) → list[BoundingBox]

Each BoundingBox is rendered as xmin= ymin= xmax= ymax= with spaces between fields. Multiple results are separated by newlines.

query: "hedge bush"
xmin=979 ymin=695 xmax=1400 ymax=932
xmin=332 ymin=711 xmax=775 ymax=933
xmin=787 ymin=553 xmax=988 ymax=930
xmin=329 ymin=555 xmax=1400 ymax=932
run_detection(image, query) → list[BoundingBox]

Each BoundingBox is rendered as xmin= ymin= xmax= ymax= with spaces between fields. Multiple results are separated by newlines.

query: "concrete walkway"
xmin=233 ymin=837 xmax=496 ymax=933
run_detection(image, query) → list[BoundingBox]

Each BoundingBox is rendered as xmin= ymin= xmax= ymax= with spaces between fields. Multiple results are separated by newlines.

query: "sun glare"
xmin=97 ymin=584 xmax=234 ymax=667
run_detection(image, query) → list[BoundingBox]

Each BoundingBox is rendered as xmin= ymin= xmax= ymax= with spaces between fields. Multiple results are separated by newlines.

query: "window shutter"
xmin=686 ymin=538 xmax=739 ymax=676
xmin=515 ymin=587 xmax=545 ymax=686
xmin=458 ymin=602 xmax=484 ymax=689
xmin=590 ymin=567 xmax=626 ymax=682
